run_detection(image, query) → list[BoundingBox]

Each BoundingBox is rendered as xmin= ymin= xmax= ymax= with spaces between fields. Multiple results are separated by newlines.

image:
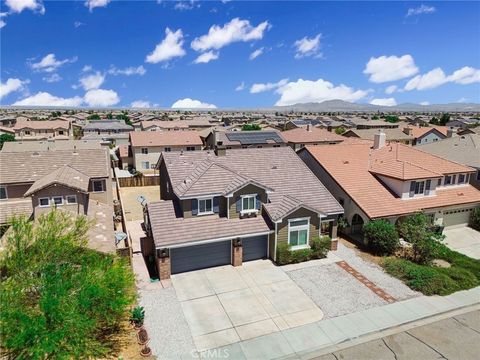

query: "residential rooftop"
xmin=130 ymin=131 xmax=203 ymax=147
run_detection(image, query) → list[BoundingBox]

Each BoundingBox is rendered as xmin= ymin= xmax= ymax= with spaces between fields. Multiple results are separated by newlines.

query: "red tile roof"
xmin=281 ymin=127 xmax=344 ymax=144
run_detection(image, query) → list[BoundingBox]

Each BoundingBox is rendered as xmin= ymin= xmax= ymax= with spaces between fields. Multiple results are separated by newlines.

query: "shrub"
xmin=290 ymin=248 xmax=311 ymax=263
xmin=130 ymin=306 xmax=145 ymax=326
xmin=470 ymin=208 xmax=480 ymax=231
xmin=363 ymin=219 xmax=399 ymax=255
xmin=334 ymin=127 xmax=346 ymax=135
xmin=276 ymin=243 xmax=291 ymax=265
xmin=311 ymin=236 xmax=331 ymax=258
xmin=276 ymin=236 xmax=331 ymax=265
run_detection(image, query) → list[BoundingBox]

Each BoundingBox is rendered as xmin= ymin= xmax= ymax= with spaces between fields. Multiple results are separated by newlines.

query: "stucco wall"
xmin=31 ymin=185 xmax=88 ymax=217
xmin=229 ymin=184 xmax=268 ymax=219
xmin=133 ymin=146 xmax=201 ymax=171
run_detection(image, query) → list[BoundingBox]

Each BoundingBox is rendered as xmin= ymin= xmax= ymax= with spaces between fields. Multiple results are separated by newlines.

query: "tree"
xmin=429 ymin=116 xmax=439 ymax=125
xmin=242 ymin=123 xmax=261 ymax=131
xmin=439 ymin=113 xmax=451 ymax=126
xmin=87 ymin=114 xmax=101 ymax=120
xmin=334 ymin=126 xmax=346 ymax=135
xmin=384 ymin=115 xmax=399 ymax=123
xmin=116 ymin=113 xmax=132 ymax=126
xmin=0 ymin=133 xmax=15 ymax=150
xmin=0 ymin=211 xmax=135 ymax=359
xmin=363 ymin=219 xmax=400 ymax=255
xmin=372 ymin=115 xmax=379 ymax=120
xmin=106 ymin=113 xmax=113 ymax=119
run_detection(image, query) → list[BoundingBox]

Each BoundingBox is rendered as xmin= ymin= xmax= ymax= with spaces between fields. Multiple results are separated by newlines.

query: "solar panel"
xmin=225 ymin=131 xmax=284 ymax=144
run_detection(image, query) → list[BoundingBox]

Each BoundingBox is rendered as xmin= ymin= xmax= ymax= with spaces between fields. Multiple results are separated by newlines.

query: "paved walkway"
xmin=444 ymin=226 xmax=480 ymax=260
xmin=198 ymin=286 xmax=480 ymax=360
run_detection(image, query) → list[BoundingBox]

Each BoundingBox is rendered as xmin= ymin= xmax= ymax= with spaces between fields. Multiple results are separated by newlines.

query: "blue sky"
xmin=1 ymin=0 xmax=479 ymax=108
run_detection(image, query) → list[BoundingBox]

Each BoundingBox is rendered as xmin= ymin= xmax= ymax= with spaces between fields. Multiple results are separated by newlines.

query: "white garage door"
xmin=443 ymin=208 xmax=474 ymax=228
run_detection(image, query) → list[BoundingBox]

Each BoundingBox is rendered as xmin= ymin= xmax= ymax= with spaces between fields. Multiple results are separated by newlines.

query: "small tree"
xmin=242 ymin=123 xmax=261 ymax=131
xmin=0 ymin=133 xmax=15 ymax=150
xmin=335 ymin=126 xmax=346 ymax=135
xmin=363 ymin=219 xmax=399 ymax=255
xmin=439 ymin=113 xmax=451 ymax=126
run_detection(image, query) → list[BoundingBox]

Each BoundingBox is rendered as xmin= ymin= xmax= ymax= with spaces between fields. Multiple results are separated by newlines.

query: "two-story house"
xmin=298 ymin=131 xmax=480 ymax=242
xmin=281 ymin=125 xmax=344 ymax=151
xmin=144 ymin=147 xmax=343 ymax=278
xmin=13 ymin=119 xmax=71 ymax=141
xmin=82 ymin=120 xmax=133 ymax=145
xmin=402 ymin=125 xmax=450 ymax=145
xmin=129 ymin=131 xmax=203 ymax=172
xmin=204 ymin=130 xmax=288 ymax=150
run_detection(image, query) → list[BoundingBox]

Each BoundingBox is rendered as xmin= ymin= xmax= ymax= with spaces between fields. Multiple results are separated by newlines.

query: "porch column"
xmin=330 ymin=219 xmax=338 ymax=251
xmin=156 ymin=248 xmax=171 ymax=280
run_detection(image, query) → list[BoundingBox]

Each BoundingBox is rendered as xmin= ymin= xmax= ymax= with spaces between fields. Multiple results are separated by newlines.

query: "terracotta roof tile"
xmin=281 ymin=127 xmax=344 ymax=144
xmin=24 ymin=165 xmax=90 ymax=196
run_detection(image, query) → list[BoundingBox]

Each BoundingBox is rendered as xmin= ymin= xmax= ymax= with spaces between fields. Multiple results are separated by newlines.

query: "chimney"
xmin=403 ymin=127 xmax=412 ymax=136
xmin=446 ymin=128 xmax=455 ymax=138
xmin=213 ymin=129 xmax=219 ymax=145
xmin=373 ymin=130 xmax=386 ymax=150
xmin=215 ymin=145 xmax=226 ymax=156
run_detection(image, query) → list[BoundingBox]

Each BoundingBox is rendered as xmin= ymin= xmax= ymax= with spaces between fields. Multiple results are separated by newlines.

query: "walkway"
xmin=444 ymin=226 xmax=480 ymax=260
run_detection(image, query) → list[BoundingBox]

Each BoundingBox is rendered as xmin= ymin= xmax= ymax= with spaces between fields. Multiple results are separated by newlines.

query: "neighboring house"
xmin=0 ymin=148 xmax=115 ymax=253
xmin=144 ymin=147 xmax=343 ymax=278
xmin=402 ymin=126 xmax=450 ymax=145
xmin=13 ymin=120 xmax=71 ymax=141
xmin=406 ymin=116 xmax=431 ymax=127
xmin=0 ymin=116 xmax=16 ymax=127
xmin=345 ymin=118 xmax=402 ymax=129
xmin=130 ymin=131 xmax=203 ymax=172
xmin=298 ymin=132 xmax=480 ymax=243
xmin=284 ymin=119 xmax=324 ymax=130
xmin=458 ymin=127 xmax=480 ymax=136
xmin=205 ymin=130 xmax=287 ymax=149
xmin=117 ymin=144 xmax=133 ymax=170
xmin=1 ymin=139 xmax=108 ymax=152
xmin=138 ymin=120 xmax=212 ymax=132
xmin=83 ymin=120 xmax=133 ymax=135
xmin=281 ymin=126 xmax=344 ymax=151
xmin=0 ymin=126 xmax=15 ymax=135
xmin=343 ymin=128 xmax=414 ymax=145
xmin=417 ymin=134 xmax=480 ymax=190
xmin=446 ymin=118 xmax=480 ymax=129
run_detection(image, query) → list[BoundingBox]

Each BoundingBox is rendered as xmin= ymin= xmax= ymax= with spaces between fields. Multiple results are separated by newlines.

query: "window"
xmin=198 ymin=198 xmax=213 ymax=215
xmin=257 ymin=145 xmax=263 ymax=148
xmin=66 ymin=195 xmax=77 ymax=204
xmin=437 ymin=179 xmax=442 ymax=186
xmin=150 ymin=163 xmax=156 ymax=169
xmin=241 ymin=194 xmax=257 ymax=213
xmin=445 ymin=175 xmax=452 ymax=185
xmin=186 ymin=146 xmax=195 ymax=151
xmin=92 ymin=180 xmax=105 ymax=192
xmin=414 ymin=181 xmax=425 ymax=195
xmin=273 ymin=145 xmax=281 ymax=148
xmin=164 ymin=147 xmax=171 ymax=152
xmin=452 ymin=174 xmax=457 ymax=184
xmin=59 ymin=130 xmax=64 ymax=135
xmin=25 ymin=130 xmax=31 ymax=135
xmin=39 ymin=198 xmax=50 ymax=207
xmin=459 ymin=174 xmax=466 ymax=184
xmin=288 ymin=218 xmax=309 ymax=249
xmin=142 ymin=161 xmax=150 ymax=169
xmin=0 ymin=186 xmax=7 ymax=200
xmin=52 ymin=196 xmax=63 ymax=206
xmin=141 ymin=148 xmax=149 ymax=154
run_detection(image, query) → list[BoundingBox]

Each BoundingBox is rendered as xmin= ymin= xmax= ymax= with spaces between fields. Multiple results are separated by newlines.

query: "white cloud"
xmin=191 ymin=18 xmax=270 ymax=52
xmin=249 ymin=47 xmax=264 ymax=60
xmin=193 ymin=51 xmax=219 ymax=64
xmin=78 ymin=71 xmax=105 ymax=91
xmin=420 ymin=101 xmax=430 ymax=106
xmin=0 ymin=13 xmax=7 ymax=29
xmin=108 ymin=65 xmax=146 ymax=76
xmin=250 ymin=78 xmax=288 ymax=94
xmin=43 ymin=73 xmax=62 ymax=83
xmin=364 ymin=55 xmax=418 ymax=83
xmin=370 ymin=98 xmax=397 ymax=106
xmin=174 ymin=0 xmax=199 ymax=11
xmin=131 ymin=100 xmax=151 ymax=108
xmin=404 ymin=66 xmax=480 ymax=91
xmin=171 ymin=98 xmax=217 ymax=109
xmin=146 ymin=28 xmax=186 ymax=64
xmin=235 ymin=82 xmax=245 ymax=91
xmin=74 ymin=21 xmax=85 ymax=28
xmin=406 ymin=4 xmax=436 ymax=17
xmin=273 ymin=78 xmax=370 ymax=106
xmin=30 ymin=53 xmax=77 ymax=73
xmin=0 ymin=78 xmax=28 ymax=99
xmin=84 ymin=89 xmax=119 ymax=107
xmin=294 ymin=34 xmax=321 ymax=59
xmin=13 ymin=92 xmax=83 ymax=107
xmin=82 ymin=65 xmax=93 ymax=72
xmin=457 ymin=97 xmax=468 ymax=103
xmin=448 ymin=66 xmax=480 ymax=85
xmin=85 ymin=0 xmax=111 ymax=12
xmin=385 ymin=85 xmax=397 ymax=94
xmin=5 ymin=0 xmax=44 ymax=14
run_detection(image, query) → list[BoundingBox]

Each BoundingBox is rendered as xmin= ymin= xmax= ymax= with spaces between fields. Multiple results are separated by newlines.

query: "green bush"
xmin=290 ymin=248 xmax=311 ymax=263
xmin=470 ymin=208 xmax=480 ymax=231
xmin=276 ymin=236 xmax=331 ymax=265
xmin=130 ymin=306 xmax=145 ymax=326
xmin=276 ymin=243 xmax=292 ymax=265
xmin=311 ymin=236 xmax=331 ymax=258
xmin=363 ymin=219 xmax=399 ymax=255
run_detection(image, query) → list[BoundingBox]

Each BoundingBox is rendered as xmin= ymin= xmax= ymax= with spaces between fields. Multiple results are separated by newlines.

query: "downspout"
xmin=274 ymin=221 xmax=278 ymax=262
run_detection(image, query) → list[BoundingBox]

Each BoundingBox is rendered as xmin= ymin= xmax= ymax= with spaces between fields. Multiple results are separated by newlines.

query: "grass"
xmin=382 ymin=243 xmax=480 ymax=296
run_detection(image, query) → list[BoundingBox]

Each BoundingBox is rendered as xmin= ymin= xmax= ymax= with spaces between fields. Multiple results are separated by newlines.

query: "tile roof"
xmin=118 ymin=144 xmax=131 ymax=158
xmin=148 ymin=200 xmax=272 ymax=247
xmin=404 ymin=125 xmax=449 ymax=139
xmin=24 ymin=165 xmax=90 ymax=196
xmin=304 ymin=143 xmax=480 ymax=219
xmin=129 ymin=131 xmax=203 ymax=148
xmin=0 ymin=148 xmax=110 ymax=184
xmin=281 ymin=127 xmax=345 ymax=144
xmin=1 ymin=139 xmax=104 ymax=152
xmin=215 ymin=130 xmax=287 ymax=146
xmin=0 ymin=199 xmax=32 ymax=224
xmin=141 ymin=119 xmax=211 ymax=130
xmin=14 ymin=120 xmax=69 ymax=130
xmin=84 ymin=120 xmax=133 ymax=131
xmin=344 ymin=128 xmax=414 ymax=141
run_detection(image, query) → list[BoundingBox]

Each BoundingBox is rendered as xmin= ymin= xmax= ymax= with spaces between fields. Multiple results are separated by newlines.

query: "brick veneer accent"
xmin=330 ymin=239 xmax=338 ymax=251
xmin=232 ymin=245 xmax=243 ymax=267
xmin=157 ymin=256 xmax=171 ymax=280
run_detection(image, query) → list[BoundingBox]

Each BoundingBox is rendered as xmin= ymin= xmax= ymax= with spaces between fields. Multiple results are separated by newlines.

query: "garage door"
xmin=443 ymin=208 xmax=474 ymax=228
xmin=170 ymin=240 xmax=231 ymax=274
xmin=242 ymin=235 xmax=268 ymax=262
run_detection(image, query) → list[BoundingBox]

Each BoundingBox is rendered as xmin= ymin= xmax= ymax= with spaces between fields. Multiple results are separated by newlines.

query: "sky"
xmin=0 ymin=0 xmax=479 ymax=109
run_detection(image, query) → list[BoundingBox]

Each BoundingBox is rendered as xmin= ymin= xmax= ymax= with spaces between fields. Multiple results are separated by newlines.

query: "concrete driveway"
xmin=171 ymin=260 xmax=324 ymax=352
xmin=444 ymin=226 xmax=480 ymax=259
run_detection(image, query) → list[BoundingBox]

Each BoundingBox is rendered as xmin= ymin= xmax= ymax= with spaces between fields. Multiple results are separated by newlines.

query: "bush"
xmin=311 ymin=236 xmax=331 ymax=258
xmin=363 ymin=219 xmax=399 ymax=255
xmin=276 ymin=243 xmax=291 ymax=265
xmin=276 ymin=236 xmax=331 ymax=265
xmin=334 ymin=127 xmax=346 ymax=135
xmin=130 ymin=306 xmax=145 ymax=326
xmin=470 ymin=208 xmax=480 ymax=231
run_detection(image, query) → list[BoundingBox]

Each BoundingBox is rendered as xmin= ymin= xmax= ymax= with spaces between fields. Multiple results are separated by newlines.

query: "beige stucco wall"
xmin=229 ymin=184 xmax=268 ymax=219
xmin=88 ymin=177 xmax=113 ymax=205
xmin=132 ymin=146 xmax=202 ymax=172
xmin=31 ymin=185 xmax=88 ymax=217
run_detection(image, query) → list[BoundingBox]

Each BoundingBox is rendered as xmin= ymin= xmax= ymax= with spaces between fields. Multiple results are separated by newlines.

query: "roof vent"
xmin=343 ymin=160 xmax=349 ymax=164
xmin=32 ymin=151 xmax=40 ymax=156
xmin=272 ymin=165 xmax=277 ymax=170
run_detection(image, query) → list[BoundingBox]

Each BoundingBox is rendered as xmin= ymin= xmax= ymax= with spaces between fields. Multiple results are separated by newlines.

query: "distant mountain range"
xmin=272 ymin=100 xmax=480 ymax=113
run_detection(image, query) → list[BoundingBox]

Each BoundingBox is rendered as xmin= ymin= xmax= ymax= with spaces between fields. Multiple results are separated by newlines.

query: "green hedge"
xmin=276 ymin=236 xmax=331 ymax=265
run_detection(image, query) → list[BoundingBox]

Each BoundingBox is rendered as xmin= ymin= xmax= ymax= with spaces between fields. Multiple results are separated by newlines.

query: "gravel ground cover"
xmin=335 ymin=243 xmax=421 ymax=300
xmin=139 ymin=287 xmax=195 ymax=360
xmin=287 ymin=263 xmax=387 ymax=318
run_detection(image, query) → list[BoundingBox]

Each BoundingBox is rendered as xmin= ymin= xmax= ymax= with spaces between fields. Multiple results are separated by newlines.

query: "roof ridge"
xmin=175 ymin=159 xmax=214 ymax=195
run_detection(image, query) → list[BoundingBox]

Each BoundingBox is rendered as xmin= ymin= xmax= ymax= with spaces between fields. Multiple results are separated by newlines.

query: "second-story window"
xmin=198 ymin=198 xmax=213 ymax=215
xmin=164 ymin=147 xmax=171 ymax=152
xmin=459 ymin=174 xmax=466 ymax=184
xmin=92 ymin=180 xmax=105 ymax=192
xmin=0 ymin=186 xmax=7 ymax=200
xmin=141 ymin=148 xmax=149 ymax=154
xmin=241 ymin=194 xmax=257 ymax=213
xmin=186 ymin=147 xmax=195 ymax=151
xmin=444 ymin=175 xmax=452 ymax=185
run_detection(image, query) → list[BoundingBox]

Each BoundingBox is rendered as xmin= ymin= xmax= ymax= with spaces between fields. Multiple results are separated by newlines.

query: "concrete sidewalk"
xmin=190 ymin=286 xmax=480 ymax=360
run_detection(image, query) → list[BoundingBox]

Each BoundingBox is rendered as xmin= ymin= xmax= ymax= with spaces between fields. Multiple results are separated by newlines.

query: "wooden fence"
xmin=117 ymin=175 xmax=160 ymax=187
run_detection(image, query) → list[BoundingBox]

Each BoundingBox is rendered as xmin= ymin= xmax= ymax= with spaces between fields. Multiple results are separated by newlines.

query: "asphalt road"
xmin=316 ymin=310 xmax=480 ymax=360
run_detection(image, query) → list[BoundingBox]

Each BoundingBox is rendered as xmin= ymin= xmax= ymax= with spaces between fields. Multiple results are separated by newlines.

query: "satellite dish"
xmin=137 ymin=195 xmax=147 ymax=207
xmin=115 ymin=232 xmax=127 ymax=246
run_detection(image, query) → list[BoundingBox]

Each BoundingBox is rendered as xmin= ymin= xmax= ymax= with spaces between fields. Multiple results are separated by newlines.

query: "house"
xmin=446 ymin=118 xmax=480 ymax=129
xmin=458 ymin=127 xmax=480 ymax=136
xmin=13 ymin=119 xmax=71 ymax=141
xmin=402 ymin=126 xmax=450 ymax=145
xmin=417 ymin=134 xmax=480 ymax=190
xmin=1 ymin=139 xmax=108 ymax=153
xmin=0 ymin=126 xmax=15 ymax=135
xmin=138 ymin=119 xmax=212 ymax=132
xmin=117 ymin=144 xmax=133 ymax=171
xmin=343 ymin=128 xmax=414 ymax=145
xmin=298 ymin=131 xmax=480 ymax=242
xmin=129 ymin=131 xmax=203 ymax=172
xmin=0 ymin=148 xmax=115 ymax=253
xmin=284 ymin=119 xmax=324 ymax=130
xmin=144 ymin=147 xmax=343 ymax=278
xmin=83 ymin=119 xmax=133 ymax=135
xmin=281 ymin=126 xmax=344 ymax=151
xmin=205 ymin=130 xmax=287 ymax=149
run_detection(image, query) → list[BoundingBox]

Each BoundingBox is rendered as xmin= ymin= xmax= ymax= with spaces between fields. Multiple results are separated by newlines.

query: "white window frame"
xmin=141 ymin=147 xmax=148 ymax=154
xmin=240 ymin=194 xmax=257 ymax=214
xmin=39 ymin=197 xmax=50 ymax=207
xmin=197 ymin=197 xmax=214 ymax=216
xmin=458 ymin=173 xmax=466 ymax=184
xmin=0 ymin=186 xmax=7 ymax=201
xmin=66 ymin=195 xmax=77 ymax=204
xmin=288 ymin=217 xmax=310 ymax=250
xmin=142 ymin=161 xmax=150 ymax=170
xmin=414 ymin=181 xmax=425 ymax=195
xmin=92 ymin=180 xmax=106 ymax=193
xmin=52 ymin=196 xmax=63 ymax=206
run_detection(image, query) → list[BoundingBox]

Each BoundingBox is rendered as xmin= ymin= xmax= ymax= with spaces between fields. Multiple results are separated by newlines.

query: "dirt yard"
xmin=119 ymin=186 xmax=160 ymax=221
